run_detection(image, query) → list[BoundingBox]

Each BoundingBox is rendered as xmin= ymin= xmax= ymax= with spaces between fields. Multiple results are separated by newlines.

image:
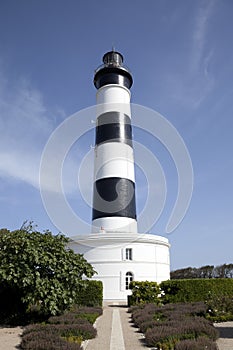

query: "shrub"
xmin=175 ymin=337 xmax=218 ymax=350
xmin=159 ymin=279 xmax=233 ymax=322
xmin=69 ymin=306 xmax=103 ymax=324
xmin=139 ymin=319 xmax=158 ymax=333
xmin=0 ymin=283 xmax=25 ymax=324
xmin=145 ymin=318 xmax=218 ymax=347
xmin=21 ymin=331 xmax=81 ymax=349
xmin=131 ymin=302 xmax=207 ymax=330
xmin=21 ymin=324 xmax=49 ymax=336
xmin=128 ymin=281 xmax=161 ymax=306
xmin=48 ymin=306 xmax=102 ymax=325
xmin=22 ymin=323 xmax=96 ymax=340
xmin=0 ymin=226 xmax=95 ymax=319
xmin=48 ymin=314 xmax=88 ymax=325
xmin=58 ymin=323 xmax=97 ymax=339
xmin=75 ymin=280 xmax=103 ymax=307
xmin=130 ymin=302 xmax=219 ymax=349
xmin=205 ymin=294 xmax=233 ymax=322
xmin=160 ymin=279 xmax=233 ymax=304
xmin=20 ymin=306 xmax=100 ymax=349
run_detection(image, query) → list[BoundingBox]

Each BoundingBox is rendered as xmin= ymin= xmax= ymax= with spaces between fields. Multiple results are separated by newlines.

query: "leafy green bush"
xmin=128 ymin=281 xmax=161 ymax=306
xmin=205 ymin=294 xmax=233 ymax=322
xmin=0 ymin=225 xmax=95 ymax=320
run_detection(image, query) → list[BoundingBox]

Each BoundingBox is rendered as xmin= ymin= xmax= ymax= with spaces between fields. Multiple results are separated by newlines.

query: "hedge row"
xmin=75 ymin=280 xmax=103 ymax=307
xmin=160 ymin=278 xmax=233 ymax=303
xmin=128 ymin=279 xmax=233 ymax=306
xmin=20 ymin=306 xmax=102 ymax=349
xmin=130 ymin=302 xmax=218 ymax=350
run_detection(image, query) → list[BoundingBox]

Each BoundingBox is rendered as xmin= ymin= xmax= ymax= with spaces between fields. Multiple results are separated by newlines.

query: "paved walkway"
xmin=84 ymin=303 xmax=233 ymax=350
xmin=83 ymin=301 xmax=147 ymax=350
xmin=215 ymin=321 xmax=233 ymax=350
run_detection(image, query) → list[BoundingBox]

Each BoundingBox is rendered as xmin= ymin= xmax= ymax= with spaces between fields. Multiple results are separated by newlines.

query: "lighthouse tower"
xmin=92 ymin=50 xmax=137 ymax=234
xmin=69 ymin=50 xmax=170 ymax=300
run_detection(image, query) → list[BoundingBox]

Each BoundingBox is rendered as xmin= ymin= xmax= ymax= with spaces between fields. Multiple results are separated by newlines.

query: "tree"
xmin=171 ymin=263 xmax=233 ymax=279
xmin=170 ymin=267 xmax=199 ymax=279
xmin=0 ymin=224 xmax=95 ymax=317
xmin=199 ymin=265 xmax=214 ymax=278
xmin=214 ymin=264 xmax=233 ymax=278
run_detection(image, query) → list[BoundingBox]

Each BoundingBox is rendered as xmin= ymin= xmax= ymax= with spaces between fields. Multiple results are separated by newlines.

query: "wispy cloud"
xmin=162 ymin=1 xmax=216 ymax=109
xmin=190 ymin=1 xmax=214 ymax=73
xmin=0 ymin=68 xmax=66 ymax=190
xmin=187 ymin=1 xmax=216 ymax=107
xmin=0 ymin=65 xmax=94 ymax=201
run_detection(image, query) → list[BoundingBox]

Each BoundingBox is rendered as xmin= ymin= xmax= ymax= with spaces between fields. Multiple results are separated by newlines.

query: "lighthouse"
xmin=92 ymin=50 xmax=137 ymax=234
xmin=69 ymin=50 xmax=170 ymax=300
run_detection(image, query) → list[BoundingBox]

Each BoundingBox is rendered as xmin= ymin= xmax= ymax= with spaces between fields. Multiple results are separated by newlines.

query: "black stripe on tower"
xmin=96 ymin=112 xmax=133 ymax=147
xmin=92 ymin=177 xmax=136 ymax=220
xmin=94 ymin=70 xmax=132 ymax=89
xmin=94 ymin=51 xmax=133 ymax=89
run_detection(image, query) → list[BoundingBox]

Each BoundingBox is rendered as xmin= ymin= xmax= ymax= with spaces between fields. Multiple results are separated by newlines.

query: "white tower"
xmin=69 ymin=50 xmax=170 ymax=300
xmin=92 ymin=50 xmax=137 ymax=234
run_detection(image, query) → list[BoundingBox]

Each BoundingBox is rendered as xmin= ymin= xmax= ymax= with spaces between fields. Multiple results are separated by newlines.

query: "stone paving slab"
xmin=119 ymin=304 xmax=146 ymax=349
xmin=83 ymin=301 xmax=147 ymax=350
xmin=83 ymin=303 xmax=112 ymax=350
xmin=215 ymin=321 xmax=233 ymax=350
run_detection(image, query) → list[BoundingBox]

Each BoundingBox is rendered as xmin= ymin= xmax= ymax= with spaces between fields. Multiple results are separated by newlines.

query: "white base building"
xmin=69 ymin=232 xmax=170 ymax=300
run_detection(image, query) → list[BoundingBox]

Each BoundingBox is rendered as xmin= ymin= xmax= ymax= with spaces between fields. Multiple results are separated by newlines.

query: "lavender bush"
xmin=130 ymin=302 xmax=219 ymax=349
xmin=175 ymin=336 xmax=218 ymax=350
xmin=20 ymin=330 xmax=81 ymax=349
xmin=20 ymin=306 xmax=101 ymax=349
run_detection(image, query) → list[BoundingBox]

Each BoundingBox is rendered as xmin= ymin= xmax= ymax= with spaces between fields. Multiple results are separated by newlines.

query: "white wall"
xmin=69 ymin=233 xmax=170 ymax=300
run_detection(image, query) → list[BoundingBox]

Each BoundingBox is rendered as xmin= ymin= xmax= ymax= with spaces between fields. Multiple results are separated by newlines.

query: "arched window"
xmin=125 ymin=271 xmax=133 ymax=290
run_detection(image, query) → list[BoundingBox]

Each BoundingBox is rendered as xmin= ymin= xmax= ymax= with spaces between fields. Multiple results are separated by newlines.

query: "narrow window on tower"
xmin=125 ymin=271 xmax=133 ymax=290
xmin=125 ymin=248 xmax=132 ymax=260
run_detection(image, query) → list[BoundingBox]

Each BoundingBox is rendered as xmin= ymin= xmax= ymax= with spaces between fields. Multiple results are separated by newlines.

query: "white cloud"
xmin=0 ymin=150 xmax=39 ymax=188
xmin=187 ymin=1 xmax=216 ymax=106
xmin=0 ymin=70 xmax=63 ymax=190
xmin=0 ymin=67 xmax=94 ymax=200
xmin=191 ymin=2 xmax=213 ymax=72
xmin=161 ymin=2 xmax=216 ymax=109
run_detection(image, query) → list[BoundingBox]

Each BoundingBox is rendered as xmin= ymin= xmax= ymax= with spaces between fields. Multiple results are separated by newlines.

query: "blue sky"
xmin=0 ymin=0 xmax=232 ymax=270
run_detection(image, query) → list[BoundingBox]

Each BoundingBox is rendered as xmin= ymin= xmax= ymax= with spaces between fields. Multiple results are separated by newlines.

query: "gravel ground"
xmin=0 ymin=326 xmax=23 ymax=350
